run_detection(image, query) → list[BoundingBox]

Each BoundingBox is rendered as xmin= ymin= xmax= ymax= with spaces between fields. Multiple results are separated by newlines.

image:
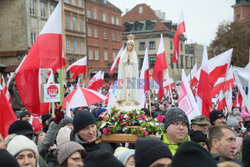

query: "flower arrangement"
xmin=97 ymin=107 xmax=165 ymax=137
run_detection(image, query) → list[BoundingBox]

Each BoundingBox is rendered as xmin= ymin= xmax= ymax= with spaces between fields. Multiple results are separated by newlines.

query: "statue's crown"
xmin=127 ymin=34 xmax=134 ymax=41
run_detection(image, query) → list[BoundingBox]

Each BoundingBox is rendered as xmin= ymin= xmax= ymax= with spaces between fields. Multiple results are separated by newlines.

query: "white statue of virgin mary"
xmin=116 ymin=34 xmax=140 ymax=107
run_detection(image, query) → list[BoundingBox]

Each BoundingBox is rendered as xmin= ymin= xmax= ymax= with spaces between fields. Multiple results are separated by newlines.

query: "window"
xmin=140 ymin=42 xmax=145 ymax=50
xmin=79 ymin=0 xmax=82 ymax=7
xmin=180 ymin=55 xmax=184 ymax=69
xmin=113 ymin=51 xmax=116 ymax=61
xmin=88 ymin=27 xmax=92 ymax=37
xmin=50 ymin=4 xmax=55 ymax=15
xmin=72 ymin=0 xmax=76 ymax=5
xmin=93 ymin=10 xmax=98 ymax=20
xmin=80 ymin=41 xmax=85 ymax=54
xmin=31 ymin=32 xmax=36 ymax=45
xmin=170 ymin=40 xmax=173 ymax=50
xmin=66 ymin=39 xmax=71 ymax=53
xmin=103 ymin=29 xmax=107 ymax=40
xmin=89 ymin=49 xmax=93 ymax=60
xmin=116 ymin=17 xmax=119 ymax=25
xmin=41 ymin=1 xmax=46 ymax=18
xmin=135 ymin=24 xmax=142 ymax=31
xmin=139 ymin=6 xmax=143 ymax=14
xmin=112 ymin=32 xmax=115 ymax=41
xmin=30 ymin=0 xmax=36 ymax=15
xmin=146 ymin=23 xmax=154 ymax=30
xmin=74 ymin=40 xmax=78 ymax=53
xmin=80 ymin=17 xmax=84 ymax=32
xmin=95 ymin=49 xmax=99 ymax=60
xmin=149 ymin=41 xmax=155 ymax=50
xmin=117 ymin=32 xmax=120 ymax=41
xmin=102 ymin=13 xmax=106 ymax=22
xmin=65 ymin=14 xmax=70 ymax=29
xmin=94 ymin=28 xmax=98 ymax=38
xmin=104 ymin=50 xmax=108 ymax=61
xmin=180 ymin=43 xmax=183 ymax=51
xmin=170 ymin=54 xmax=174 ymax=69
xmin=87 ymin=9 xmax=91 ymax=18
xmin=111 ymin=16 xmax=115 ymax=24
xmin=185 ymin=56 xmax=188 ymax=69
xmin=73 ymin=16 xmax=77 ymax=31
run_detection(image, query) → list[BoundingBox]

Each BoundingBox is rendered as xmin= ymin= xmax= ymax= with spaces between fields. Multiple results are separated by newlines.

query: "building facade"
xmin=122 ymin=4 xmax=193 ymax=81
xmin=185 ymin=43 xmax=203 ymax=70
xmin=232 ymin=0 xmax=250 ymax=28
xmin=86 ymin=0 xmax=123 ymax=77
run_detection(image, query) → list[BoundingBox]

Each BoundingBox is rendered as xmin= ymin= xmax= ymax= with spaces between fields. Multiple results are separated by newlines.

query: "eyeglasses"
xmin=171 ymin=122 xmax=188 ymax=127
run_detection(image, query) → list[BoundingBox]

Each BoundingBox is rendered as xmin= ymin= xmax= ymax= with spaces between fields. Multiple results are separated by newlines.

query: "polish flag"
xmin=140 ymin=48 xmax=150 ymax=108
xmin=226 ymin=84 xmax=232 ymax=113
xmin=217 ymin=90 xmax=227 ymax=111
xmin=187 ymin=63 xmax=197 ymax=84
xmin=152 ymin=34 xmax=168 ymax=101
xmin=233 ymin=91 xmax=242 ymax=108
xmin=178 ymin=69 xmax=200 ymax=121
xmin=163 ymin=76 xmax=175 ymax=90
xmin=67 ymin=57 xmax=87 ymax=80
xmin=47 ymin=69 xmax=55 ymax=84
xmin=108 ymin=47 xmax=123 ymax=75
xmin=197 ymin=44 xmax=212 ymax=118
xmin=172 ymin=11 xmax=185 ymax=63
xmin=5 ymin=74 xmax=12 ymax=101
xmin=62 ymin=50 xmax=66 ymax=66
xmin=210 ymin=67 xmax=235 ymax=97
xmin=0 ymin=85 xmax=17 ymax=138
xmin=29 ymin=115 xmax=42 ymax=133
xmin=194 ymin=48 xmax=233 ymax=86
xmin=15 ymin=0 xmax=62 ymax=116
xmin=87 ymin=71 xmax=104 ymax=91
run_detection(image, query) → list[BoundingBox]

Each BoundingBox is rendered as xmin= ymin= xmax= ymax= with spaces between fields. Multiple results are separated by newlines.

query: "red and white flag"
xmin=29 ymin=115 xmax=42 ymax=133
xmin=0 ymin=85 xmax=17 ymax=138
xmin=178 ymin=69 xmax=200 ymax=121
xmin=140 ymin=48 xmax=150 ymax=108
xmin=87 ymin=71 xmax=104 ymax=91
xmin=172 ymin=11 xmax=185 ymax=63
xmin=67 ymin=57 xmax=87 ymax=80
xmin=194 ymin=48 xmax=233 ymax=86
xmin=210 ymin=66 xmax=235 ymax=97
xmin=217 ymin=90 xmax=227 ymax=111
xmin=233 ymin=90 xmax=243 ymax=108
xmin=197 ymin=44 xmax=212 ymax=118
xmin=226 ymin=84 xmax=232 ymax=113
xmin=15 ymin=0 xmax=62 ymax=116
xmin=152 ymin=34 xmax=168 ymax=101
xmin=62 ymin=50 xmax=66 ymax=66
xmin=108 ymin=47 xmax=123 ymax=75
xmin=47 ymin=69 xmax=55 ymax=84
xmin=5 ymin=74 xmax=12 ymax=101
xmin=163 ymin=76 xmax=175 ymax=91
xmin=1 ymin=74 xmax=5 ymax=88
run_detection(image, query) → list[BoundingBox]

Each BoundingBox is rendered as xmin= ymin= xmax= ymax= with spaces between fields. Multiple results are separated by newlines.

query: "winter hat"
xmin=57 ymin=141 xmax=86 ymax=165
xmin=172 ymin=141 xmax=217 ymax=167
xmin=41 ymin=113 xmax=52 ymax=126
xmin=8 ymin=120 xmax=36 ymax=136
xmin=0 ymin=149 xmax=20 ymax=167
xmin=189 ymin=130 xmax=208 ymax=144
xmin=56 ymin=127 xmax=72 ymax=147
xmin=135 ymin=137 xmax=173 ymax=167
xmin=209 ymin=110 xmax=225 ymax=125
xmin=226 ymin=116 xmax=239 ymax=127
xmin=241 ymin=110 xmax=250 ymax=119
xmin=164 ymin=107 xmax=189 ymax=129
xmin=15 ymin=110 xmax=22 ymax=119
xmin=73 ymin=110 xmax=96 ymax=133
xmin=59 ymin=116 xmax=73 ymax=129
xmin=115 ymin=148 xmax=135 ymax=166
xmin=96 ymin=108 xmax=107 ymax=118
xmin=6 ymin=135 xmax=39 ymax=160
xmin=19 ymin=111 xmax=31 ymax=120
xmin=232 ymin=108 xmax=241 ymax=116
xmin=84 ymin=149 xmax=124 ymax=167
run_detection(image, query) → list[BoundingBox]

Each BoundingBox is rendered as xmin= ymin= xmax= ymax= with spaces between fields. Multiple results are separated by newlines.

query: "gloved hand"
xmin=54 ymin=106 xmax=64 ymax=124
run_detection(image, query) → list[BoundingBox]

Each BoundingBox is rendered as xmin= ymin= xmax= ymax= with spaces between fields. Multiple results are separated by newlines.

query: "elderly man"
xmin=70 ymin=110 xmax=116 ymax=153
xmin=208 ymin=126 xmax=243 ymax=166
xmin=191 ymin=115 xmax=210 ymax=135
xmin=162 ymin=107 xmax=190 ymax=156
xmin=209 ymin=110 xmax=226 ymax=126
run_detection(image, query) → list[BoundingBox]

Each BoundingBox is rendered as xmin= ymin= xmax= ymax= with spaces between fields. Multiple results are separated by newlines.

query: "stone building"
xmin=122 ymin=3 xmax=193 ymax=81
xmin=232 ymin=0 xmax=250 ymax=28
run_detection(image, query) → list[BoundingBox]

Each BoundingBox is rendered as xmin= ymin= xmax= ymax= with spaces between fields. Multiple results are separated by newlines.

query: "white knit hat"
xmin=6 ymin=135 xmax=39 ymax=160
xmin=56 ymin=127 xmax=71 ymax=147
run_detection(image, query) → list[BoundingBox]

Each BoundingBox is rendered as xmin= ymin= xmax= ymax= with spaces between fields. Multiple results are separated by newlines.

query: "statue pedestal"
xmin=116 ymin=104 xmax=141 ymax=112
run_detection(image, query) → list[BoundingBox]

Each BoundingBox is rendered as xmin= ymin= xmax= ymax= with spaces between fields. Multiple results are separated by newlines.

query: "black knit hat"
xmin=73 ymin=110 xmax=96 ymax=133
xmin=20 ymin=111 xmax=31 ymax=120
xmin=164 ymin=107 xmax=189 ymax=129
xmin=189 ymin=130 xmax=208 ymax=144
xmin=209 ymin=110 xmax=225 ymax=125
xmin=8 ymin=120 xmax=36 ymax=136
xmin=84 ymin=149 xmax=124 ymax=167
xmin=0 ymin=149 xmax=20 ymax=167
xmin=41 ymin=113 xmax=52 ymax=126
xmin=135 ymin=137 xmax=173 ymax=167
xmin=172 ymin=141 xmax=216 ymax=167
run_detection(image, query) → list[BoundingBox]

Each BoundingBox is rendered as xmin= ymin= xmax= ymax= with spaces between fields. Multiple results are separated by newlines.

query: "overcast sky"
xmin=108 ymin=0 xmax=235 ymax=45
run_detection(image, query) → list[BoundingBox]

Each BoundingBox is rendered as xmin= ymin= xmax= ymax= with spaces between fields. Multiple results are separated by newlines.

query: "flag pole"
xmin=166 ymin=69 xmax=174 ymax=105
xmin=60 ymin=69 xmax=63 ymax=106
xmin=148 ymin=90 xmax=152 ymax=117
